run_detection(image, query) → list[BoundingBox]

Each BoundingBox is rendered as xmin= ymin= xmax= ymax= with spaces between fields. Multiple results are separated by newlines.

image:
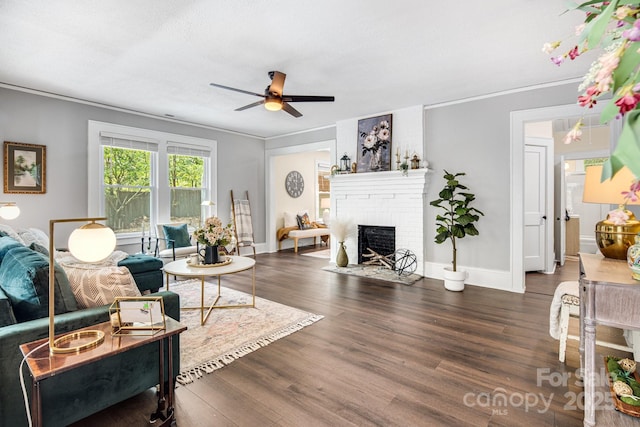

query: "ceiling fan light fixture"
xmin=264 ymin=97 xmax=282 ymax=111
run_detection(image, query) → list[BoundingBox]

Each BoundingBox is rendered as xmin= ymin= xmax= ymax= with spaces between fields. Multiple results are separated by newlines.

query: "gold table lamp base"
xmin=595 ymin=211 xmax=640 ymax=260
xmin=50 ymin=330 xmax=105 ymax=354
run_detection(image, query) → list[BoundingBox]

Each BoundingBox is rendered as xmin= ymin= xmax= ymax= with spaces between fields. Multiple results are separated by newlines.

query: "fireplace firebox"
xmin=357 ymin=225 xmax=395 ymax=264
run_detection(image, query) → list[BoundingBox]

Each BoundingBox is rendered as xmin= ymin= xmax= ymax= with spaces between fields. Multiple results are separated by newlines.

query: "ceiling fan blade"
xmin=284 ymin=95 xmax=335 ymax=103
xmin=235 ymin=100 xmax=265 ymax=111
xmin=210 ymin=83 xmax=264 ymax=98
xmin=282 ymin=102 xmax=302 ymax=118
xmin=269 ymin=71 xmax=286 ymax=96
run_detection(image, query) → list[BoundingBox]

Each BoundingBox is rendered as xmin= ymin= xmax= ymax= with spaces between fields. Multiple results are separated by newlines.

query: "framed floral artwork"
xmin=356 ymin=114 xmax=392 ymax=172
xmin=4 ymin=141 xmax=46 ymax=194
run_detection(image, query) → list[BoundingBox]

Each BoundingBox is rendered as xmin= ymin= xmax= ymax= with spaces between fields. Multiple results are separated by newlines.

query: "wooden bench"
xmin=278 ymin=227 xmax=330 ymax=252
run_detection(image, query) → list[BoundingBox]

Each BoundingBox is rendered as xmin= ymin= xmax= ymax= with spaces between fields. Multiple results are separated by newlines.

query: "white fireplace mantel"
xmin=330 ymin=169 xmax=431 ymax=274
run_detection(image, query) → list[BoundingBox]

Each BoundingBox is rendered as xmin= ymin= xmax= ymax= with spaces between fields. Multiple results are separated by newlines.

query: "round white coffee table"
xmin=163 ymin=256 xmax=256 ymax=325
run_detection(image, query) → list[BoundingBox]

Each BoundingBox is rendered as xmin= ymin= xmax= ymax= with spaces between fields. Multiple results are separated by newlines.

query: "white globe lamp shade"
xmin=68 ymin=222 xmax=116 ymax=262
xmin=0 ymin=203 xmax=20 ymax=220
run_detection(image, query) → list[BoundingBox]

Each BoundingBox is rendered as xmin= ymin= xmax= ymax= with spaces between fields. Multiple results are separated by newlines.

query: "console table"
xmin=579 ymin=253 xmax=640 ymax=427
xmin=20 ymin=318 xmax=186 ymax=427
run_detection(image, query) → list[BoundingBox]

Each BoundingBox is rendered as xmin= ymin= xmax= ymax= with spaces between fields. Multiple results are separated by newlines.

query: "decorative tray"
xmin=186 ymin=257 xmax=233 ymax=268
xmin=604 ymin=356 xmax=640 ymax=418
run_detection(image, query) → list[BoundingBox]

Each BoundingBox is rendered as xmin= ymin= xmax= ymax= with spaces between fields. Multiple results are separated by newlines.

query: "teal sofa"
xmin=0 ymin=234 xmax=180 ymax=427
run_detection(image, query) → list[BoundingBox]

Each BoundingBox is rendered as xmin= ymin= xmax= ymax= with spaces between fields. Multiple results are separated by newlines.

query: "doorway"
xmin=510 ymin=103 xmax=617 ymax=292
xmin=265 ymin=140 xmax=335 ymax=253
xmin=524 ymin=138 xmax=554 ymax=273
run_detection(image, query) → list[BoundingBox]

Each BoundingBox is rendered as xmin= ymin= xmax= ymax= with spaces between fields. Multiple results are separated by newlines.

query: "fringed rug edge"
xmin=176 ymin=313 xmax=324 ymax=385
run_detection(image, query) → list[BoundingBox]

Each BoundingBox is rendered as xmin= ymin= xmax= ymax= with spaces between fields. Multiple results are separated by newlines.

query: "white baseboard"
xmin=423 ymin=262 xmax=522 ymax=293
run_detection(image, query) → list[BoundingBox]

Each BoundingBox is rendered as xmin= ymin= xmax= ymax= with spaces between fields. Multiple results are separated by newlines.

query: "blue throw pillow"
xmin=0 ymin=245 xmax=77 ymax=322
xmin=162 ymin=224 xmax=191 ymax=248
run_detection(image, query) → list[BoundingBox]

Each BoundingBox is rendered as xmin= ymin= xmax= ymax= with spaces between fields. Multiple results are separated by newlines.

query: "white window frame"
xmin=88 ymin=120 xmax=217 ymax=246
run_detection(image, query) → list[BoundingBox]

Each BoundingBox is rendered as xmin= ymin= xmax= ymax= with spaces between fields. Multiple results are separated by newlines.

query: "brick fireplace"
xmin=331 ymin=170 xmax=430 ymax=275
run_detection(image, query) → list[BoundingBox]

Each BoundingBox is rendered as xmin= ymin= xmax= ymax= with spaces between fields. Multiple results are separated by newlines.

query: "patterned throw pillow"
xmin=163 ymin=224 xmax=191 ymax=248
xmin=63 ymin=265 xmax=141 ymax=309
xmin=296 ymin=213 xmax=312 ymax=230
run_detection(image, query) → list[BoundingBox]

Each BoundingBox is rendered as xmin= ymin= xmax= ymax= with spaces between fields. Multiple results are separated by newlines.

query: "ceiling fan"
xmin=210 ymin=71 xmax=334 ymax=118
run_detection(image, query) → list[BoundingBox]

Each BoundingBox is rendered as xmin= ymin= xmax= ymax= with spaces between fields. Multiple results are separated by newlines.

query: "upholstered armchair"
xmin=154 ymin=223 xmax=198 ymax=263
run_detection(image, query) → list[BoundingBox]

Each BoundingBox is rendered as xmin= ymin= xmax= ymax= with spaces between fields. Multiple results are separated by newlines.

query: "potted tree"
xmin=430 ymin=170 xmax=484 ymax=291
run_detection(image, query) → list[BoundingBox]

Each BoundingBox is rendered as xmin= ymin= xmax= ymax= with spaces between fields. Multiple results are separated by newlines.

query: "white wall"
xmin=274 ymin=150 xmax=330 ymax=227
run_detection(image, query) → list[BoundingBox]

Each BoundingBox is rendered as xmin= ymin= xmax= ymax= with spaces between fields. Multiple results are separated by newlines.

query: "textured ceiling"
xmin=0 ymin=0 xmax=590 ymax=138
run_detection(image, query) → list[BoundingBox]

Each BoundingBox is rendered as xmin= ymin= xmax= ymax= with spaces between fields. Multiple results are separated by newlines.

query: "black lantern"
xmin=340 ymin=153 xmax=351 ymax=172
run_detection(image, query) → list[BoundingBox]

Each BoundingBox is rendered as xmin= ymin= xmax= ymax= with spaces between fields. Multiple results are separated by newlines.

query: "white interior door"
xmin=524 ymin=142 xmax=551 ymax=272
xmin=554 ymin=155 xmax=566 ymax=266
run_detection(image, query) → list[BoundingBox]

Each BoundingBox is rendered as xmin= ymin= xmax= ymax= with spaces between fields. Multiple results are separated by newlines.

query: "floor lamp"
xmin=48 ymin=218 xmax=116 ymax=354
xmin=583 ymin=165 xmax=640 ymax=259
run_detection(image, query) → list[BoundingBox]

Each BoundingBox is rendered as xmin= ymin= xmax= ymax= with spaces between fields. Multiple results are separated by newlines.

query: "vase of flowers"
xmin=193 ymin=216 xmax=234 ymax=264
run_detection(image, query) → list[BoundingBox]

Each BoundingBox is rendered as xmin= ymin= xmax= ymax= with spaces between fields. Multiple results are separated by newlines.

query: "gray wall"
xmin=265 ymin=127 xmax=336 ymax=151
xmin=1 ymin=81 xmax=587 ymax=267
xmin=425 ymin=82 xmax=580 ymax=271
xmin=0 ymin=87 xmax=265 ymax=248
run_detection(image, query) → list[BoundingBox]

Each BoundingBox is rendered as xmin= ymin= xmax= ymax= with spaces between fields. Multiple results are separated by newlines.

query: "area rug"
xmin=322 ymin=265 xmax=422 ymax=285
xmin=167 ymin=279 xmax=323 ymax=385
xmin=301 ymin=248 xmax=331 ymax=259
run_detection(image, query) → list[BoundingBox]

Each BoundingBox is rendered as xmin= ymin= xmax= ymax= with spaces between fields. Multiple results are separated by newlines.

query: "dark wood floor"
xmin=71 ymin=251 xmax=633 ymax=427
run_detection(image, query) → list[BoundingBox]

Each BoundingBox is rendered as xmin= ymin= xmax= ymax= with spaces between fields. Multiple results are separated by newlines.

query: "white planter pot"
xmin=443 ymin=267 xmax=467 ymax=292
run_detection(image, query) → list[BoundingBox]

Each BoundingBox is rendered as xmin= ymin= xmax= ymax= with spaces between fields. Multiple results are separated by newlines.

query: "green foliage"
xmin=104 ymin=147 xmax=150 ymax=185
xmin=430 ymin=170 xmax=483 ymax=271
xmin=169 ymin=154 xmax=204 ymax=187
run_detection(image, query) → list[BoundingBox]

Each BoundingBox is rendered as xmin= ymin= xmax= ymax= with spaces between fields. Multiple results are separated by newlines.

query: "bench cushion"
xmin=288 ymin=228 xmax=330 ymax=238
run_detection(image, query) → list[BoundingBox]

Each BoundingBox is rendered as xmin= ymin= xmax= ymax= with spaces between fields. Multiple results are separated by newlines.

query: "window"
xmin=103 ymin=145 xmax=154 ymax=234
xmin=88 ymin=121 xmax=216 ymax=244
xmin=317 ymin=162 xmax=330 ymax=222
xmin=167 ymin=145 xmax=210 ymax=228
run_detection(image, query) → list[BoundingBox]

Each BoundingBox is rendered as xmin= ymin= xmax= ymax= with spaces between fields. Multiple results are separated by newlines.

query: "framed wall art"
xmin=356 ymin=114 xmax=392 ymax=173
xmin=4 ymin=141 xmax=46 ymax=194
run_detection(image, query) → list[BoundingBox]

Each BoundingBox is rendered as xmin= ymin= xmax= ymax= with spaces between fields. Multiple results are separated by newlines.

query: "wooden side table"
xmin=579 ymin=253 xmax=640 ymax=427
xmin=20 ymin=318 xmax=186 ymax=427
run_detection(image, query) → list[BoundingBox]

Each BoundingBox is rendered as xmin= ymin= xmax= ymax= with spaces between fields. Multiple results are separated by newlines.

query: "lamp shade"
xmin=583 ymin=165 xmax=640 ymax=205
xmin=68 ymin=222 xmax=116 ymax=262
xmin=320 ymin=198 xmax=330 ymax=209
xmin=582 ymin=165 xmax=640 ymax=259
xmin=0 ymin=203 xmax=20 ymax=220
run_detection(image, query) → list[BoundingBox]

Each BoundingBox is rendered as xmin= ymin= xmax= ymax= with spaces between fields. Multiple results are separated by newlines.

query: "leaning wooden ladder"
xmin=230 ymin=190 xmax=256 ymax=258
